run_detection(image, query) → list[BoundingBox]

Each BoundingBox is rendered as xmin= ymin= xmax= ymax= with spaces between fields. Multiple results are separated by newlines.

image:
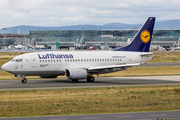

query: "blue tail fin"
xmin=114 ymin=17 xmax=156 ymax=52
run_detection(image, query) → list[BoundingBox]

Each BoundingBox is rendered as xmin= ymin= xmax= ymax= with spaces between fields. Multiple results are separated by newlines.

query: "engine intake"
xmin=65 ymin=68 xmax=87 ymax=79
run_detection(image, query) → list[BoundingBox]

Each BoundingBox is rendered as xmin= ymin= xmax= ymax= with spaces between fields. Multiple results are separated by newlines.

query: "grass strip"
xmin=0 ymin=86 xmax=180 ymax=117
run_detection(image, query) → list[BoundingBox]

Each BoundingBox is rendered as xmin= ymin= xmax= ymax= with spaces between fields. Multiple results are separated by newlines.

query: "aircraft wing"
xmin=87 ymin=63 xmax=140 ymax=74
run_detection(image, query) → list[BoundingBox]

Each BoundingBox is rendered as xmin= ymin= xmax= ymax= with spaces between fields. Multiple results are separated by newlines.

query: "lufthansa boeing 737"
xmin=2 ymin=17 xmax=156 ymax=83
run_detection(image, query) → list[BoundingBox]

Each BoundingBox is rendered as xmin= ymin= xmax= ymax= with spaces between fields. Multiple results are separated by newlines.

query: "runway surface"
xmin=0 ymin=75 xmax=180 ymax=91
xmin=0 ymin=110 xmax=180 ymax=120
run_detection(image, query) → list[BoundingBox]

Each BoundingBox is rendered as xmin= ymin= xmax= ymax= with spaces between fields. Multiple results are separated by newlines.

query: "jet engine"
xmin=65 ymin=68 xmax=87 ymax=80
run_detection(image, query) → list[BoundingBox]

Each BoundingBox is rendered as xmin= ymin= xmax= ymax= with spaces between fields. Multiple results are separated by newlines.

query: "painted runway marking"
xmin=150 ymin=114 xmax=166 ymax=116
xmin=117 ymin=115 xmax=133 ymax=118
xmin=82 ymin=117 xmax=99 ymax=119
xmin=49 ymin=119 xmax=67 ymax=120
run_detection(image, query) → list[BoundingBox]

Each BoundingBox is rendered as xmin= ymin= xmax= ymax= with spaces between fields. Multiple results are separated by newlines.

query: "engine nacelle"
xmin=65 ymin=68 xmax=87 ymax=79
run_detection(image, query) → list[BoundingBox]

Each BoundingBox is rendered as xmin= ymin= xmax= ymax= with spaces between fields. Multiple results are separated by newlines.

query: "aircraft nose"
xmin=1 ymin=62 xmax=11 ymax=71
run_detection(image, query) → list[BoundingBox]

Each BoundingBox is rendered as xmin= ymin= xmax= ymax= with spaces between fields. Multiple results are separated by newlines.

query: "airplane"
xmin=89 ymin=45 xmax=95 ymax=50
xmin=14 ymin=45 xmax=27 ymax=49
xmin=2 ymin=17 xmax=156 ymax=83
xmin=33 ymin=45 xmax=46 ymax=49
xmin=7 ymin=45 xmax=27 ymax=49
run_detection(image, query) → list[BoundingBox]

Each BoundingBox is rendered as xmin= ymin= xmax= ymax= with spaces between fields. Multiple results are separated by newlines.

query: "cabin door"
xmin=127 ymin=55 xmax=132 ymax=64
xmin=31 ymin=55 xmax=37 ymax=67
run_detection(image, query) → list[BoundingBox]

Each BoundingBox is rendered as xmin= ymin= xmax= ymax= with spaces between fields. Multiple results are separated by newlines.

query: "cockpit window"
xmin=11 ymin=59 xmax=23 ymax=62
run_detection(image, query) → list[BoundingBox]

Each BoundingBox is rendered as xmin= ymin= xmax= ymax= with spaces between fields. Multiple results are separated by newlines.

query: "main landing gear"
xmin=86 ymin=75 xmax=95 ymax=82
xmin=22 ymin=78 xmax=27 ymax=83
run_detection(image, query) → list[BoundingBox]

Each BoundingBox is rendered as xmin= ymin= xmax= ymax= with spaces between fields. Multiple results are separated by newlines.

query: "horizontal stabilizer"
xmin=140 ymin=51 xmax=172 ymax=57
xmin=140 ymin=53 xmax=154 ymax=57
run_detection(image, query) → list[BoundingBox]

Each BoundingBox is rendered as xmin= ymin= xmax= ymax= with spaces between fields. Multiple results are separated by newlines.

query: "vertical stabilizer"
xmin=114 ymin=17 xmax=155 ymax=52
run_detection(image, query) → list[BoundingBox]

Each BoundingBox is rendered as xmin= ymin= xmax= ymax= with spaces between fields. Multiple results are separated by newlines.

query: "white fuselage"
xmin=2 ymin=51 xmax=153 ymax=76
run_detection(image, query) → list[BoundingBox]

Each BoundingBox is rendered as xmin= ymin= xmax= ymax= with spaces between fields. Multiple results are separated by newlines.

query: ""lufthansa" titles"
xmin=38 ymin=53 xmax=73 ymax=59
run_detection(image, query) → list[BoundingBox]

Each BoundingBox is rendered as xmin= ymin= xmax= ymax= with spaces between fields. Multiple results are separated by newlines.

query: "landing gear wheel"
xmin=87 ymin=76 xmax=95 ymax=82
xmin=71 ymin=79 xmax=79 ymax=82
xmin=22 ymin=78 xmax=27 ymax=83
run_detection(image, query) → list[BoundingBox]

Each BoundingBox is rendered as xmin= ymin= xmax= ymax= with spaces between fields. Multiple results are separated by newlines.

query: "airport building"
xmin=0 ymin=34 xmax=29 ymax=47
xmin=1 ymin=29 xmax=180 ymax=49
xmin=29 ymin=29 xmax=180 ymax=49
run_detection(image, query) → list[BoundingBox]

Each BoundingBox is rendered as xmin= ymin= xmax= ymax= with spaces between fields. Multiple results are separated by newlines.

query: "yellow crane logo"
xmin=140 ymin=30 xmax=151 ymax=43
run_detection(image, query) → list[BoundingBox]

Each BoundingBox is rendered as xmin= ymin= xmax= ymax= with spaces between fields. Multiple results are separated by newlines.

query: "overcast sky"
xmin=0 ymin=0 xmax=180 ymax=28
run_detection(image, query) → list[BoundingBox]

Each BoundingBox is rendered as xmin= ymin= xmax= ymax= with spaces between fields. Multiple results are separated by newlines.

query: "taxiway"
xmin=0 ymin=110 xmax=179 ymax=120
xmin=0 ymin=75 xmax=180 ymax=91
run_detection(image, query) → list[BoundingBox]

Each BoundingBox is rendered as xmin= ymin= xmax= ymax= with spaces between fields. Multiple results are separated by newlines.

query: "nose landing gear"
xmin=14 ymin=75 xmax=27 ymax=83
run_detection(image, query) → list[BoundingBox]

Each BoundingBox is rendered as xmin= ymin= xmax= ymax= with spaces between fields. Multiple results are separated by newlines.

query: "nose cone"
xmin=2 ymin=62 xmax=11 ymax=71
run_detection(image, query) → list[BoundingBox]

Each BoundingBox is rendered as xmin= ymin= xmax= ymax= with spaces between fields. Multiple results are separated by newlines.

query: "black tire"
xmin=22 ymin=78 xmax=27 ymax=83
xmin=87 ymin=76 xmax=95 ymax=82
